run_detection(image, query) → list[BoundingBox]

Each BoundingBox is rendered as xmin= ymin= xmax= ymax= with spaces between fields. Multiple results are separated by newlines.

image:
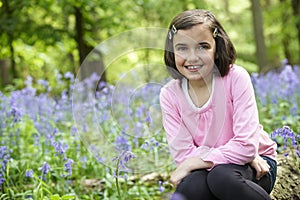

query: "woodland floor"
xmin=270 ymin=154 xmax=300 ymax=200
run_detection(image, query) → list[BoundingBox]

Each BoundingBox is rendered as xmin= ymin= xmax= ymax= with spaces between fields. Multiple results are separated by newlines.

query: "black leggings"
xmin=173 ymin=158 xmax=277 ymax=200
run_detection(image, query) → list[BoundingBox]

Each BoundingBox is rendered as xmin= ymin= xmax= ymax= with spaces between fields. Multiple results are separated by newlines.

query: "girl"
xmin=160 ymin=9 xmax=277 ymax=200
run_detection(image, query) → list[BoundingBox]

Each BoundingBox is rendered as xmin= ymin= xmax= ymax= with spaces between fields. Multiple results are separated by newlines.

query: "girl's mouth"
xmin=185 ymin=65 xmax=203 ymax=72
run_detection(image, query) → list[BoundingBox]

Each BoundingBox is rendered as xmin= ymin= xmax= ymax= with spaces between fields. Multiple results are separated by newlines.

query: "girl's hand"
xmin=250 ymin=156 xmax=270 ymax=180
xmin=170 ymin=164 xmax=190 ymax=187
xmin=170 ymin=157 xmax=213 ymax=187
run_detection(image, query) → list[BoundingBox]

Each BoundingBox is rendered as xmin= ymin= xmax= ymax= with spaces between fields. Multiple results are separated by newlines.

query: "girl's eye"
xmin=176 ymin=46 xmax=188 ymax=51
xmin=197 ymin=45 xmax=209 ymax=50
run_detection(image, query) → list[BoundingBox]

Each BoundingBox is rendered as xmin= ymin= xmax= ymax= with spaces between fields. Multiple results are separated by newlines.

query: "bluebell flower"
xmin=38 ymin=162 xmax=51 ymax=180
xmin=37 ymin=79 xmax=49 ymax=89
xmin=158 ymin=180 xmax=165 ymax=193
xmin=98 ymin=81 xmax=107 ymax=90
xmin=64 ymin=158 xmax=74 ymax=177
xmin=123 ymin=151 xmax=135 ymax=163
xmin=32 ymin=133 xmax=40 ymax=147
xmin=112 ymin=151 xmax=136 ymax=173
xmin=70 ymin=126 xmax=78 ymax=137
xmin=0 ymin=176 xmax=5 ymax=186
xmin=25 ymin=169 xmax=34 ymax=178
xmin=53 ymin=141 xmax=68 ymax=160
xmin=80 ymin=156 xmax=87 ymax=169
xmin=114 ymin=135 xmax=132 ymax=152
xmin=0 ymin=146 xmax=10 ymax=171
xmin=10 ymin=106 xmax=22 ymax=123
xmin=141 ymin=138 xmax=160 ymax=151
xmin=271 ymin=126 xmax=299 ymax=157
xmin=281 ymin=58 xmax=289 ymax=66
xmin=64 ymin=71 xmax=74 ymax=81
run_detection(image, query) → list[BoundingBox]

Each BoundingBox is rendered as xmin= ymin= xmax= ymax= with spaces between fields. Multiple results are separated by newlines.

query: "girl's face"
xmin=173 ymin=24 xmax=216 ymax=82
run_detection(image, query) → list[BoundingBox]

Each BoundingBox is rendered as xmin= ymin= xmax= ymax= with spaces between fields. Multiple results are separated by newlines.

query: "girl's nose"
xmin=187 ymin=50 xmax=200 ymax=63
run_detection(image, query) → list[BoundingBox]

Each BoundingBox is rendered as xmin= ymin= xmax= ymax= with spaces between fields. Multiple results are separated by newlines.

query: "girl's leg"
xmin=174 ymin=169 xmax=219 ymax=200
xmin=207 ymin=164 xmax=272 ymax=200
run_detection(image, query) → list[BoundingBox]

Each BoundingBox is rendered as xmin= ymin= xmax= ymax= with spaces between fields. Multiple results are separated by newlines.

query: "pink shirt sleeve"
xmin=160 ymin=67 xmax=262 ymax=169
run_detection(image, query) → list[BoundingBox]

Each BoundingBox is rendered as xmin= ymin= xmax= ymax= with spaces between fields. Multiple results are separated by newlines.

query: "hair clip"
xmin=168 ymin=25 xmax=177 ymax=40
xmin=172 ymin=25 xmax=177 ymax=34
xmin=213 ymin=28 xmax=218 ymax=38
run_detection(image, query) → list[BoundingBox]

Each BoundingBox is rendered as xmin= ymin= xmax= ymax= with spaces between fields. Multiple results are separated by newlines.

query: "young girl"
xmin=160 ymin=9 xmax=277 ymax=200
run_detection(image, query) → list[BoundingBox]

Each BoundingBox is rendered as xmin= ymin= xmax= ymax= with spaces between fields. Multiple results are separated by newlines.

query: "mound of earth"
xmin=270 ymin=154 xmax=300 ymax=200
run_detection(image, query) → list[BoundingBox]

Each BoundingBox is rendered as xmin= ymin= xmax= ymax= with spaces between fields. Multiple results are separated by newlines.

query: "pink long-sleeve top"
xmin=160 ymin=65 xmax=277 ymax=169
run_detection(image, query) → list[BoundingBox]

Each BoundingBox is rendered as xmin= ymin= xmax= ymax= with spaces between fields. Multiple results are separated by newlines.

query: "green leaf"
xmin=50 ymin=194 xmax=61 ymax=200
xmin=62 ymin=195 xmax=76 ymax=200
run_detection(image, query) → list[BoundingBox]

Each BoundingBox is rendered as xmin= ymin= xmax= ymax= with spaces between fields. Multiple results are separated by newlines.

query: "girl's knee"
xmin=207 ymin=164 xmax=250 ymax=189
xmin=208 ymin=164 xmax=233 ymax=181
xmin=175 ymin=170 xmax=216 ymax=200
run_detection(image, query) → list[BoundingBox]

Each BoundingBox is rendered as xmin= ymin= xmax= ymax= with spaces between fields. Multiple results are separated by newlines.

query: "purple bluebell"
xmin=52 ymin=141 xmax=68 ymax=160
xmin=25 ymin=169 xmax=34 ymax=178
xmin=64 ymin=158 xmax=74 ymax=177
xmin=38 ymin=162 xmax=51 ymax=180
xmin=112 ymin=151 xmax=136 ymax=173
xmin=114 ymin=135 xmax=132 ymax=152
xmin=70 ymin=126 xmax=78 ymax=137
xmin=141 ymin=137 xmax=160 ymax=151
xmin=0 ymin=146 xmax=10 ymax=171
xmin=0 ymin=176 xmax=5 ymax=186
xmin=10 ymin=106 xmax=22 ymax=123
xmin=80 ymin=156 xmax=87 ymax=169
xmin=64 ymin=72 xmax=74 ymax=81
xmin=158 ymin=180 xmax=165 ymax=193
xmin=271 ymin=126 xmax=299 ymax=157
xmin=251 ymin=62 xmax=300 ymax=113
xmin=37 ymin=79 xmax=49 ymax=89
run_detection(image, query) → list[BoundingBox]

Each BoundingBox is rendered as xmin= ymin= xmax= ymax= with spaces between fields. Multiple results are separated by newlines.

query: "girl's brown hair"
xmin=164 ymin=9 xmax=236 ymax=79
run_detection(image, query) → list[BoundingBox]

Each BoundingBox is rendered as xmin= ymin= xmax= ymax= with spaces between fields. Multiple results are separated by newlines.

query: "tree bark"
xmin=0 ymin=59 xmax=11 ymax=87
xmin=74 ymin=6 xmax=106 ymax=82
xmin=74 ymin=6 xmax=86 ymax=65
xmin=2 ymin=0 xmax=17 ymax=79
xmin=250 ymin=0 xmax=269 ymax=72
xmin=280 ymin=0 xmax=293 ymax=64
xmin=291 ymin=0 xmax=300 ymax=63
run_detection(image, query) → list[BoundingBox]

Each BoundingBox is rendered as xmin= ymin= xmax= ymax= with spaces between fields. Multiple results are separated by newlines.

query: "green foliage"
xmin=0 ymin=0 xmax=299 ymax=90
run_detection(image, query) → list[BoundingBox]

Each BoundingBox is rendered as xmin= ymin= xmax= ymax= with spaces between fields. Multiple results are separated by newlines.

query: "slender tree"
xmin=291 ymin=0 xmax=300 ymax=63
xmin=250 ymin=0 xmax=269 ymax=72
xmin=1 ymin=0 xmax=17 ymax=79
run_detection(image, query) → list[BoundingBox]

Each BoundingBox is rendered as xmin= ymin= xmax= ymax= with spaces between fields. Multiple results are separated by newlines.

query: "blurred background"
xmin=0 ymin=1 xmax=299 ymax=199
xmin=0 ymin=0 xmax=299 ymax=90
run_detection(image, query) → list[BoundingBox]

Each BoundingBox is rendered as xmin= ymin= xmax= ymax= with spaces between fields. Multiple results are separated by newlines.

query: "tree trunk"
xmin=224 ymin=0 xmax=230 ymax=14
xmin=250 ymin=0 xmax=269 ymax=72
xmin=280 ymin=0 xmax=293 ymax=64
xmin=74 ymin=6 xmax=86 ymax=65
xmin=0 ymin=59 xmax=11 ymax=87
xmin=291 ymin=0 xmax=300 ymax=63
xmin=3 ymin=0 xmax=17 ymax=79
xmin=74 ymin=6 xmax=106 ymax=82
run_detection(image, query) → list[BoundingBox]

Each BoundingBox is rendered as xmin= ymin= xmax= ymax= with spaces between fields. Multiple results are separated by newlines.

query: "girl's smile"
xmin=173 ymin=24 xmax=216 ymax=85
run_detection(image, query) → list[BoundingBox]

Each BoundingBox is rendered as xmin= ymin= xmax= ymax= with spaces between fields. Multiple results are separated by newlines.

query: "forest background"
xmin=0 ymin=0 xmax=300 ymax=199
xmin=0 ymin=0 xmax=299 ymax=89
